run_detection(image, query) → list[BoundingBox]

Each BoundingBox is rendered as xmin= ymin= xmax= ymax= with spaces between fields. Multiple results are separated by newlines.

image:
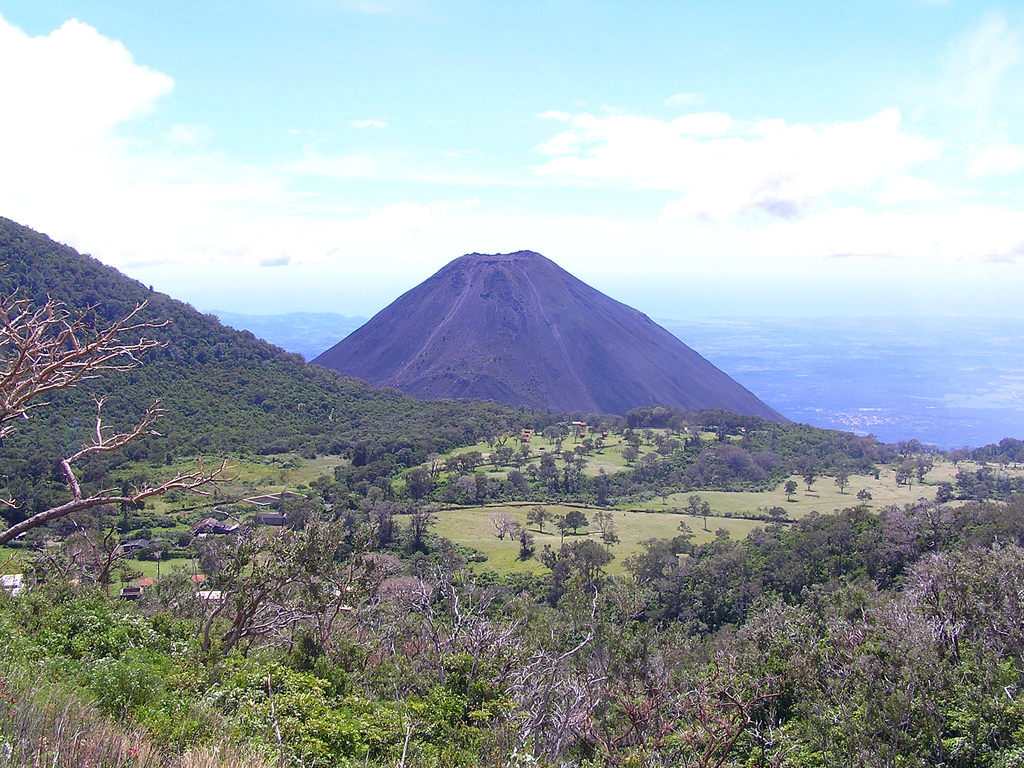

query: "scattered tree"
xmin=687 ymin=494 xmax=712 ymax=532
xmin=802 ymin=471 xmax=816 ymax=491
xmin=564 ymin=509 xmax=589 ymax=534
xmin=518 ymin=528 xmax=535 ymax=560
xmin=488 ymin=511 xmax=521 ymax=540
xmin=784 ymin=479 xmax=798 ymax=501
xmin=527 ymin=505 xmax=549 ymax=532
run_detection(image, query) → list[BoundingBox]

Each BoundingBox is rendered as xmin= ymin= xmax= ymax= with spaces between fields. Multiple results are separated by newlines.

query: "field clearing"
xmin=430 ymin=459 xmax=998 ymax=576
xmin=431 ymin=504 xmax=763 ymax=576
xmin=631 ymin=466 xmax=962 ymax=521
xmin=432 ymin=433 xmax=634 ymax=476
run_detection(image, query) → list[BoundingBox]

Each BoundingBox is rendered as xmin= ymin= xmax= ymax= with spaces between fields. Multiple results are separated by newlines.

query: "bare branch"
xmin=0 ymin=292 xmax=224 ymax=546
xmin=0 ymin=458 xmax=230 ymax=546
xmin=0 ymin=296 xmax=167 ymax=437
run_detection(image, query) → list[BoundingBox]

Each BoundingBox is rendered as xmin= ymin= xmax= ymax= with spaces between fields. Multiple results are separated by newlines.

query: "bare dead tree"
xmin=0 ymin=294 xmax=228 ymax=545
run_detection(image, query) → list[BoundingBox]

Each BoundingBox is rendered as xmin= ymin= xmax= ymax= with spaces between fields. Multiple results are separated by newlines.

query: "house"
xmin=116 ymin=539 xmax=150 ymax=555
xmin=255 ymin=511 xmax=287 ymax=526
xmin=190 ymin=518 xmax=239 ymax=537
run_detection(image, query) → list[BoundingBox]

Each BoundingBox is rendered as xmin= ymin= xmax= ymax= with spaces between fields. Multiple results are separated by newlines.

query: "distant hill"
xmin=212 ymin=311 xmax=366 ymax=361
xmin=313 ymin=251 xmax=785 ymax=420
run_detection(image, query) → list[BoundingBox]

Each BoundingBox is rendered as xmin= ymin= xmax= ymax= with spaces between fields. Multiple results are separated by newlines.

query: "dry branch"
xmin=0 ymin=294 xmax=228 ymax=545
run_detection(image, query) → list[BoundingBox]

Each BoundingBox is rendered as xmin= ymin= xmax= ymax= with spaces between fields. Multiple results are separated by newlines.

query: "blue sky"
xmin=1 ymin=1 xmax=1023 ymax=319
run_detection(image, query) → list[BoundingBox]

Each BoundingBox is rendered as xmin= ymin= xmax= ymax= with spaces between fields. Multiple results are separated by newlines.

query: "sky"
xmin=1 ymin=1 xmax=1023 ymax=320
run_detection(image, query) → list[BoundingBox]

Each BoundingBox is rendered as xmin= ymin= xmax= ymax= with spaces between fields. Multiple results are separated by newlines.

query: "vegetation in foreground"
xmin=6 ymin=494 xmax=1024 ymax=767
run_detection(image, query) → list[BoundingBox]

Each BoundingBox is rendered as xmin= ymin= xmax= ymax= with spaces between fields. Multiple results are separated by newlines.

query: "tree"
xmin=527 ymin=505 xmax=549 ymax=532
xmin=857 ymin=488 xmax=873 ymax=503
xmin=600 ymin=520 xmax=620 ymax=549
xmin=406 ymin=504 xmax=437 ymax=553
xmin=518 ymin=528 xmax=535 ymax=560
xmin=0 ymin=296 xmax=226 ymax=546
xmin=687 ymin=494 xmax=711 ymax=531
xmin=488 ymin=511 xmax=521 ymax=540
xmin=784 ymin=479 xmax=798 ymax=501
xmin=563 ymin=509 xmax=589 ymax=534
xmin=404 ymin=467 xmax=433 ymax=501
xmin=834 ymin=470 xmax=850 ymax=494
xmin=553 ymin=514 xmax=571 ymax=543
xmin=592 ymin=510 xmax=614 ymax=533
xmin=802 ymin=471 xmax=816 ymax=491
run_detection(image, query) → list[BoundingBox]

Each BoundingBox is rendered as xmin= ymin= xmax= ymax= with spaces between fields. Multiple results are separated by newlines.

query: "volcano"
xmin=313 ymin=251 xmax=784 ymax=419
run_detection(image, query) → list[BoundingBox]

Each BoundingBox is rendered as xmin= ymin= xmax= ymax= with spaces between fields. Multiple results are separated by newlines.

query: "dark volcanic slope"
xmin=314 ymin=251 xmax=785 ymax=420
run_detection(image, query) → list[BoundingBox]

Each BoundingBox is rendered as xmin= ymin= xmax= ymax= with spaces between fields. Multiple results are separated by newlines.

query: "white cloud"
xmin=534 ymin=108 xmax=938 ymax=220
xmin=535 ymin=132 xmax=581 ymax=156
xmin=349 ymin=119 xmax=388 ymax=129
xmin=875 ymin=175 xmax=949 ymax=204
xmin=2 ymin=14 xmax=1023 ymax=319
xmin=970 ymin=143 xmax=1024 ymax=176
xmin=0 ymin=15 xmax=173 ymax=144
xmin=167 ymin=123 xmax=213 ymax=146
xmin=944 ymin=10 xmax=1022 ymax=114
xmin=664 ymin=92 xmax=705 ymax=107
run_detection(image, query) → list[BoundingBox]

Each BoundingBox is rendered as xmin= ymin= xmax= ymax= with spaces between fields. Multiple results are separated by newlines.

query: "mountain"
xmin=313 ymin=251 xmax=784 ymax=420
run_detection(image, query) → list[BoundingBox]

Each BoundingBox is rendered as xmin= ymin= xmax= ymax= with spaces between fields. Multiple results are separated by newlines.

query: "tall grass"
xmin=0 ymin=668 xmax=270 ymax=768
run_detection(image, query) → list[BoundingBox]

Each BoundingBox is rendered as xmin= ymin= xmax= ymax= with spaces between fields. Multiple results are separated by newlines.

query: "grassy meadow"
xmin=6 ymin=425 xmax=1022 ymax=582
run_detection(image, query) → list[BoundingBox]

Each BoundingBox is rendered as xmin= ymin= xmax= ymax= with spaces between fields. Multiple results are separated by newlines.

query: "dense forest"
xmin=5 ymin=218 xmax=1024 ymax=766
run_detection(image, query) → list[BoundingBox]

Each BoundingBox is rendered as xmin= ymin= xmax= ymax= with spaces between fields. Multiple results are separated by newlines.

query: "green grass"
xmin=430 ymin=460 xmax=994 ymax=576
xmin=631 ymin=466 xmax=958 ymax=521
xmin=432 ymin=503 xmax=763 ymax=576
xmin=122 ymin=557 xmax=197 ymax=580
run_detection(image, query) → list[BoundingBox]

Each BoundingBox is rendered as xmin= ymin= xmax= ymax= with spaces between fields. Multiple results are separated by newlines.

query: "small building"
xmin=118 ymin=586 xmax=144 ymax=600
xmin=190 ymin=518 xmax=239 ymax=537
xmin=255 ymin=511 xmax=287 ymax=526
xmin=116 ymin=539 xmax=150 ymax=555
